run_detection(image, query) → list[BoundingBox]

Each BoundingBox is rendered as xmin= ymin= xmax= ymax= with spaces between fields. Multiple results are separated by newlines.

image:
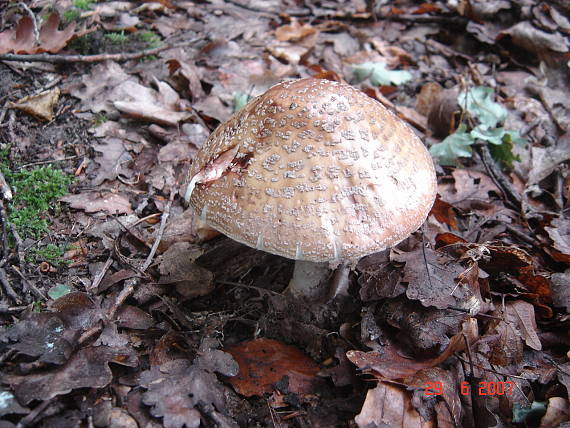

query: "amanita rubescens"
xmin=184 ymin=78 xmax=437 ymax=299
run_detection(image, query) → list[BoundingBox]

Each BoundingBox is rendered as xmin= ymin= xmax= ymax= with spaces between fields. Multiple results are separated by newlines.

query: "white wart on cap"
xmin=185 ymin=78 xmax=437 ymax=263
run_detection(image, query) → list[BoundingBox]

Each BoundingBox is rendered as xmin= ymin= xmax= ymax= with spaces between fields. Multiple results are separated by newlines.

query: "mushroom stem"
xmin=285 ymin=260 xmax=331 ymax=300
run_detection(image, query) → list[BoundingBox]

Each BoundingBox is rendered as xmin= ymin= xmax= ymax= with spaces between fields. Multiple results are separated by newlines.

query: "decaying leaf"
xmin=485 ymin=300 xmax=541 ymax=366
xmin=9 ymin=87 xmax=60 ymax=122
xmin=347 ymin=319 xmax=477 ymax=380
xmin=407 ymin=367 xmax=461 ymax=427
xmin=0 ymin=313 xmax=72 ymax=365
xmin=157 ymin=242 xmax=214 ymax=298
xmin=355 ymin=381 xmax=435 ymax=428
xmin=114 ymin=79 xmax=192 ymax=126
xmin=540 ymin=397 xmax=570 ymax=428
xmin=379 ymin=296 xmax=467 ymax=356
xmin=392 ymin=247 xmax=470 ymax=309
xmin=224 ymin=338 xmax=321 ymax=397
xmin=60 ymin=192 xmax=133 ymax=214
xmin=268 ymin=20 xmax=319 ymax=64
xmin=0 ymin=13 xmax=79 ymax=54
xmin=139 ymin=359 xmax=234 ymax=428
xmin=6 ymin=346 xmax=137 ymax=404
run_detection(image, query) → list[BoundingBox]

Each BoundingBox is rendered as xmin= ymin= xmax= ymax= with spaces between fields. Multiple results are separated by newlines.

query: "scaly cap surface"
xmin=185 ymin=78 xmax=437 ymax=262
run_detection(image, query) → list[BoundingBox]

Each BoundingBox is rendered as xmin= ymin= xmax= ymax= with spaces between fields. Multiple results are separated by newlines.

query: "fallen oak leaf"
xmin=347 ymin=319 xmax=477 ymax=380
xmin=37 ymin=12 xmax=78 ymax=54
xmin=6 ymin=346 xmax=137 ymax=404
xmin=0 ymin=12 xmax=80 ymax=55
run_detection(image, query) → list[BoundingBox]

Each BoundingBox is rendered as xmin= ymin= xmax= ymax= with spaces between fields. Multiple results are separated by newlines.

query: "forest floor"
xmin=0 ymin=0 xmax=569 ymax=427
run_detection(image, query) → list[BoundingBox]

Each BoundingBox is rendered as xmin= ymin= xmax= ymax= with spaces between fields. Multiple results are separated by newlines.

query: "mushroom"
xmin=184 ymin=78 xmax=437 ymax=300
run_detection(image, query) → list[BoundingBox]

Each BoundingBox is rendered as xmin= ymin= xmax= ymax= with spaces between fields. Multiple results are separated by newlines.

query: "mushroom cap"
xmin=185 ymin=78 xmax=437 ymax=262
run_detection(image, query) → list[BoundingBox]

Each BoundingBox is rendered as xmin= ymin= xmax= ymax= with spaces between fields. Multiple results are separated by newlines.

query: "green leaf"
xmin=429 ymin=124 xmax=474 ymax=165
xmin=488 ymin=140 xmax=520 ymax=169
xmin=48 ymin=283 xmax=72 ymax=300
xmin=352 ymin=62 xmax=412 ymax=86
xmin=503 ymin=129 xmax=526 ymax=145
xmin=233 ymin=92 xmax=251 ymax=112
xmin=470 ymin=126 xmax=506 ymax=145
xmin=458 ymin=86 xmax=507 ymax=129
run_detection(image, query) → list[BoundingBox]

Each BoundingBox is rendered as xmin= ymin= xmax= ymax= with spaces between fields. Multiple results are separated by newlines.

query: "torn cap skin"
xmin=185 ymin=78 xmax=437 ymax=263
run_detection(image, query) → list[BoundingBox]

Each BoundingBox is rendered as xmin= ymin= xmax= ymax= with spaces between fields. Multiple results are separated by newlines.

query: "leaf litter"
xmin=0 ymin=0 xmax=569 ymax=426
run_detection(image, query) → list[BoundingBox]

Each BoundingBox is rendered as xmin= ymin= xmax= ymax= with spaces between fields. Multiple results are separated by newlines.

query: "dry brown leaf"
xmin=485 ymin=300 xmax=541 ymax=366
xmin=550 ymin=270 xmax=570 ymax=311
xmin=114 ymin=79 xmax=192 ymax=126
xmin=406 ymin=368 xmax=461 ymax=427
xmin=139 ymin=359 xmax=233 ymax=428
xmin=157 ymin=242 xmax=214 ymax=298
xmin=441 ymin=169 xmax=501 ymax=205
xmin=60 ymin=192 xmax=133 ymax=215
xmin=269 ymin=21 xmax=319 ymax=65
xmin=6 ymin=346 xmax=137 ymax=404
xmin=500 ymin=21 xmax=569 ymax=54
xmin=508 ymin=301 xmax=542 ymax=350
xmin=275 ymin=20 xmax=318 ymax=42
xmin=540 ymin=397 xmax=570 ymax=428
xmin=347 ymin=319 xmax=477 ymax=380
xmin=391 ymin=247 xmax=469 ymax=309
xmin=9 ymin=87 xmax=60 ymax=122
xmin=355 ymin=382 xmax=435 ymax=428
xmin=224 ymin=338 xmax=321 ymax=397
xmin=0 ymin=13 xmax=79 ymax=54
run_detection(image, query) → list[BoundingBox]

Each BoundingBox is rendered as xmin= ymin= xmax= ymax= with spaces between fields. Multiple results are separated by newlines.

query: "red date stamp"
xmin=424 ymin=381 xmax=514 ymax=396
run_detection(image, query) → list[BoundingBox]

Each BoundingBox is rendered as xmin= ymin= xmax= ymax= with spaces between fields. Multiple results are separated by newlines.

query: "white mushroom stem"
xmin=285 ymin=260 xmax=351 ymax=301
xmin=285 ymin=260 xmax=331 ymax=300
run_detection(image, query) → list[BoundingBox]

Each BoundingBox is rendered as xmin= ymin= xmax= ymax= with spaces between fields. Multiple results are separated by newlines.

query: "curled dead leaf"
xmin=9 ymin=87 xmax=60 ymax=122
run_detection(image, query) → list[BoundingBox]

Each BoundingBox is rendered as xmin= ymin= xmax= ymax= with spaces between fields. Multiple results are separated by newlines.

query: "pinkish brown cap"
xmin=184 ymin=78 xmax=437 ymax=262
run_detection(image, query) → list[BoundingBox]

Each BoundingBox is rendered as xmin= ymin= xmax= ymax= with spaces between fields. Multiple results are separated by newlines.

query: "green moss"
xmin=26 ymin=244 xmax=69 ymax=266
xmin=135 ymin=31 xmax=161 ymax=49
xmin=63 ymin=9 xmax=81 ymax=23
xmin=105 ymin=31 xmax=129 ymax=45
xmin=73 ymin=0 xmax=94 ymax=10
xmin=4 ymin=166 xmax=73 ymax=239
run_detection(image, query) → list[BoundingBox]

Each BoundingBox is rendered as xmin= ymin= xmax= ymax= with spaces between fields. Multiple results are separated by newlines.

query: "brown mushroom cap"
xmin=185 ymin=78 xmax=437 ymax=262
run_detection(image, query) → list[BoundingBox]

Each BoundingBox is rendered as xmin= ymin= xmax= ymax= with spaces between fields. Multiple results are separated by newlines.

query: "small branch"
xmin=11 ymin=265 xmax=46 ymax=301
xmin=18 ymin=2 xmax=40 ymax=42
xmin=0 ymin=267 xmax=21 ymax=303
xmin=475 ymin=143 xmax=522 ymax=208
xmin=0 ymin=39 xmax=203 ymax=64
xmin=141 ymin=188 xmax=176 ymax=272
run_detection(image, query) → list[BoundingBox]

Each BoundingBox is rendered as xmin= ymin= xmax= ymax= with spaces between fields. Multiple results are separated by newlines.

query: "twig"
xmin=17 ymin=399 xmax=51 ymax=428
xmin=17 ymin=155 xmax=79 ymax=169
xmin=0 ymin=201 xmax=9 ymax=261
xmin=141 ymin=188 xmax=176 ymax=272
xmin=455 ymin=354 xmax=528 ymax=380
xmin=10 ymin=223 xmax=26 ymax=269
xmin=447 ymin=306 xmax=503 ymax=321
xmin=17 ymin=2 xmax=39 ymax=42
xmin=503 ymin=224 xmax=540 ymax=247
xmin=0 ymin=39 xmax=203 ymax=63
xmin=217 ymin=279 xmax=282 ymax=296
xmin=11 ymin=265 xmax=46 ymax=300
xmin=0 ymin=267 xmax=21 ymax=303
xmin=475 ymin=144 xmax=522 ymax=208
xmin=385 ymin=14 xmax=468 ymax=26
xmin=0 ymin=304 xmax=27 ymax=313
xmin=106 ymin=277 xmax=137 ymax=320
xmin=89 ymin=255 xmax=113 ymax=291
